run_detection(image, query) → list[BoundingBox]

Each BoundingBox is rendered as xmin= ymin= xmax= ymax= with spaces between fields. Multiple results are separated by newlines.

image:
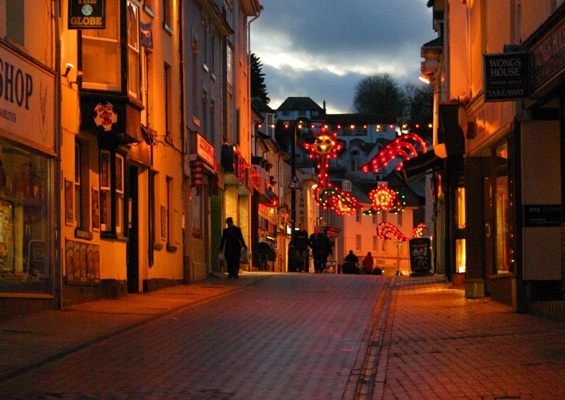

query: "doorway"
xmin=127 ymin=165 xmax=139 ymax=293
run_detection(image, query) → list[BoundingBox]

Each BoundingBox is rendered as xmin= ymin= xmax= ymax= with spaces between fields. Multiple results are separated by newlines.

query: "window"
xmin=74 ymin=143 xmax=82 ymax=227
xmin=210 ymin=100 xmax=216 ymax=143
xmin=191 ymin=37 xmax=199 ymax=123
xmin=397 ymin=211 xmax=402 ymax=227
xmin=373 ymin=235 xmax=378 ymax=251
xmin=99 ymin=150 xmax=125 ymax=236
xmin=0 ymin=138 xmax=51 ymax=293
xmin=6 ymin=0 xmax=24 ymax=44
xmin=202 ymin=90 xmax=208 ymax=136
xmin=356 ymin=235 xmax=361 ymax=251
xmin=372 ymin=213 xmax=377 ymax=224
xmin=163 ymin=0 xmax=173 ymax=32
xmin=350 ymin=160 xmax=356 ymax=172
xmin=127 ymin=1 xmax=141 ymax=98
xmin=166 ymin=176 xmax=175 ymax=250
xmin=100 ymin=151 xmax=111 ymax=231
xmin=226 ymin=43 xmax=233 ymax=88
xmin=164 ymin=63 xmax=172 ymax=135
xmin=355 ymin=209 xmax=361 ymax=222
xmin=74 ymin=140 xmax=91 ymax=234
xmin=82 ymin=0 xmax=120 ymax=91
xmin=115 ymin=154 xmax=124 ymax=234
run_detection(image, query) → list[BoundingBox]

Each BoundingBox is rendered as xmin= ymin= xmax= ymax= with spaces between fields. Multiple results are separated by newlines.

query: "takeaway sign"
xmin=68 ymin=0 xmax=106 ymax=29
xmin=483 ymin=52 xmax=529 ymax=102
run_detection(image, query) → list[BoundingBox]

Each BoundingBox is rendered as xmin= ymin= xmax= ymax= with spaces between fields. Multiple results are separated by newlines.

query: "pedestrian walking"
xmin=292 ymin=223 xmax=310 ymax=272
xmin=219 ymin=217 xmax=247 ymax=278
xmin=362 ymin=252 xmax=374 ymax=274
xmin=343 ymin=250 xmax=359 ymax=274
xmin=309 ymin=226 xmax=332 ymax=273
xmin=257 ymin=238 xmax=273 ymax=271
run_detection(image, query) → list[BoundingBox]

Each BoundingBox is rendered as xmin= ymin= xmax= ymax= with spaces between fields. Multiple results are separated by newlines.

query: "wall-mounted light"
xmin=418 ymin=73 xmax=434 ymax=85
xmin=62 ymin=63 xmax=74 ymax=78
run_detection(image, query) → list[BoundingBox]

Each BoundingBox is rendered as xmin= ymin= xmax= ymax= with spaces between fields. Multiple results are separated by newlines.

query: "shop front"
xmin=189 ymin=134 xmax=219 ymax=282
xmin=518 ymin=7 xmax=565 ymax=309
xmin=0 ymin=42 xmax=56 ymax=317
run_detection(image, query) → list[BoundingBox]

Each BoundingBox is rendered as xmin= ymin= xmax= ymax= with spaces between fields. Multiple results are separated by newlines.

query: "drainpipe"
xmin=178 ymin=0 xmax=192 ymax=283
xmin=53 ymin=0 xmax=63 ymax=309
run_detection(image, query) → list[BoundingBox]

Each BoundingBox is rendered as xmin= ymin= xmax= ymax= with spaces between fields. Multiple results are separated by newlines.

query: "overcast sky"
xmin=250 ymin=0 xmax=434 ymax=114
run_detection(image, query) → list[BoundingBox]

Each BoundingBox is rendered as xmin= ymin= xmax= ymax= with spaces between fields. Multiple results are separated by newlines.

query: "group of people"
xmin=343 ymin=250 xmax=378 ymax=274
xmin=291 ymin=223 xmax=333 ymax=273
xmin=219 ymin=217 xmax=379 ymax=277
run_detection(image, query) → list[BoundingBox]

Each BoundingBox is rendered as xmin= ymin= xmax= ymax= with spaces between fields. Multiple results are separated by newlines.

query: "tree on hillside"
xmin=352 ymin=74 xmax=406 ymax=122
xmin=250 ymin=53 xmax=270 ymax=104
xmin=404 ymin=82 xmax=434 ymax=140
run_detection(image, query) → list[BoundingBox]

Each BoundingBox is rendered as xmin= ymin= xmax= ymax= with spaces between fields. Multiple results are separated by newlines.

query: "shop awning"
xmin=402 ymin=149 xmax=444 ymax=181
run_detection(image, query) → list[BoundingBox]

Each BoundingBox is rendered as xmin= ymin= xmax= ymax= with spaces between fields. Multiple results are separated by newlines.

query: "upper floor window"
xmin=5 ymin=0 xmax=24 ymax=45
xmin=127 ymin=1 xmax=141 ymax=98
xmin=163 ymin=0 xmax=173 ymax=33
xmin=81 ymin=0 xmax=141 ymax=99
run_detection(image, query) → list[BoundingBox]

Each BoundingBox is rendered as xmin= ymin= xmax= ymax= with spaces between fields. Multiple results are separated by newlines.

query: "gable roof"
xmin=277 ymin=97 xmax=324 ymax=112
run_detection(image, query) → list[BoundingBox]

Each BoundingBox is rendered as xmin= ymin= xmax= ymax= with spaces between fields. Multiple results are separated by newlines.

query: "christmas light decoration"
xmin=412 ymin=223 xmax=426 ymax=238
xmin=305 ymin=131 xmax=361 ymax=215
xmin=360 ymin=133 xmax=428 ymax=173
xmin=377 ymin=221 xmax=408 ymax=242
xmin=363 ymin=183 xmax=406 ymax=214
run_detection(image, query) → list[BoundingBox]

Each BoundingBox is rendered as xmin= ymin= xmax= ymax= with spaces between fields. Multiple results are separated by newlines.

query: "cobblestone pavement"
xmin=0 ymin=273 xmax=389 ymax=399
xmin=377 ymin=278 xmax=565 ymax=399
xmin=0 ymin=273 xmax=564 ymax=399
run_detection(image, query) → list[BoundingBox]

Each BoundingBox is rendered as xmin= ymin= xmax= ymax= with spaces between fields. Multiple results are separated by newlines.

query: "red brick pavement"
xmin=0 ymin=273 xmax=563 ymax=399
xmin=375 ymin=276 xmax=565 ymax=399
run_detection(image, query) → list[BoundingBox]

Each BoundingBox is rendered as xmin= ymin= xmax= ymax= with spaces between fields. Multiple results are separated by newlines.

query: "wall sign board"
xmin=68 ymin=0 xmax=106 ymax=29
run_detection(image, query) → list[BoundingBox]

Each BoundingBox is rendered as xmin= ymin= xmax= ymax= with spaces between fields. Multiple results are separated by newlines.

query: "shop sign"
xmin=524 ymin=204 xmax=561 ymax=227
xmin=93 ymin=101 xmax=118 ymax=132
xmin=0 ymin=43 xmax=55 ymax=153
xmin=409 ymin=237 xmax=432 ymax=273
xmin=196 ymin=134 xmax=215 ymax=167
xmin=530 ymin=18 xmax=565 ymax=93
xmin=68 ymin=0 xmax=106 ymax=30
xmin=483 ymin=52 xmax=529 ymax=102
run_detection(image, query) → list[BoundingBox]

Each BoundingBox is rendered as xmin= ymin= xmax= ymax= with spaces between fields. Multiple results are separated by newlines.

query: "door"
xmin=484 ymin=177 xmax=495 ymax=281
xmin=127 ymin=165 xmax=139 ymax=293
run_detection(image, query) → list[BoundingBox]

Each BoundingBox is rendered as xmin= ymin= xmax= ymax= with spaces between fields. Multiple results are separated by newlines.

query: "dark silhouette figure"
xmin=309 ymin=226 xmax=332 ymax=273
xmin=219 ymin=217 xmax=246 ymax=278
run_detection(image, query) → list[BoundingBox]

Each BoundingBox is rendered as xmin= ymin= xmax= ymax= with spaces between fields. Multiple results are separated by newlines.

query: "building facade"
xmin=423 ymin=0 xmax=565 ymax=312
xmin=0 ymin=0 xmax=262 ymax=319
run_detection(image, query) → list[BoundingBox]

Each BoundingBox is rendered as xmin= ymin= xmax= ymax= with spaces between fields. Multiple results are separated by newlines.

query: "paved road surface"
xmin=0 ymin=274 xmax=388 ymax=399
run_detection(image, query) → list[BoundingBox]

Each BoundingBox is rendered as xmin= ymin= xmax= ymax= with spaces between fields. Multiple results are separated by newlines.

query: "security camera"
xmin=63 ymin=63 xmax=74 ymax=78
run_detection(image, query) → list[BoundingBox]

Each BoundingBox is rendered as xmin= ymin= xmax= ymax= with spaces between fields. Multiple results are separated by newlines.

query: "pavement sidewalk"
xmin=0 ymin=272 xmax=268 ymax=384
xmin=374 ymin=275 xmax=565 ymax=399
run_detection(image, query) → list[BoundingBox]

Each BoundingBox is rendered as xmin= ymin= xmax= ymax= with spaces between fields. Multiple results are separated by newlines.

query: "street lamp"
xmin=288 ymin=117 xmax=310 ymax=272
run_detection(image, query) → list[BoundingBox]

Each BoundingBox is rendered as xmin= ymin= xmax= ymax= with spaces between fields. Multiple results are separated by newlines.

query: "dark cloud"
xmin=251 ymin=0 xmax=434 ymax=113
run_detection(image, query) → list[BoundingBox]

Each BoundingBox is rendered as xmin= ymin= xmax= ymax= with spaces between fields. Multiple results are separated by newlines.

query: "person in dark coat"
xmin=219 ymin=217 xmax=246 ymax=278
xmin=343 ymin=250 xmax=359 ymax=274
xmin=309 ymin=226 xmax=332 ymax=273
xmin=292 ymin=222 xmax=310 ymax=272
xmin=257 ymin=239 xmax=272 ymax=271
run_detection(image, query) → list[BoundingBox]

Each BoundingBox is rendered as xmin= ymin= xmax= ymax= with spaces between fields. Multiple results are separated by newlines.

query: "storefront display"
xmin=0 ymin=139 xmax=50 ymax=293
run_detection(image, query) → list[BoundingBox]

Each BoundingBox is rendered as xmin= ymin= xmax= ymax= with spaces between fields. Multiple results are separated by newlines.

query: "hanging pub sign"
xmin=483 ymin=52 xmax=530 ymax=102
xmin=68 ymin=0 xmax=106 ymax=29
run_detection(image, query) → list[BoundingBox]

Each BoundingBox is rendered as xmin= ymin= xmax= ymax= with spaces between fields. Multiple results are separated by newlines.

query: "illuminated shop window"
xmin=0 ymin=139 xmax=51 ymax=293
